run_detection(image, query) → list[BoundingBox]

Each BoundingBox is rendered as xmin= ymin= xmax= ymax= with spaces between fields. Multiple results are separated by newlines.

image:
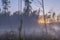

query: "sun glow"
xmin=37 ymin=17 xmax=45 ymax=24
xmin=37 ymin=16 xmax=53 ymax=24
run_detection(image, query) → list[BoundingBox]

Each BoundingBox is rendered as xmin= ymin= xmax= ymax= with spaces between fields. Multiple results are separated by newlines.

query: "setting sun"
xmin=37 ymin=17 xmax=45 ymax=24
xmin=37 ymin=15 xmax=54 ymax=24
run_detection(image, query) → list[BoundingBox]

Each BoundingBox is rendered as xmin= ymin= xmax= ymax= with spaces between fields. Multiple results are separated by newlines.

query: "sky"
xmin=0 ymin=0 xmax=60 ymax=15
xmin=31 ymin=0 xmax=60 ymax=15
xmin=0 ymin=0 xmax=22 ymax=14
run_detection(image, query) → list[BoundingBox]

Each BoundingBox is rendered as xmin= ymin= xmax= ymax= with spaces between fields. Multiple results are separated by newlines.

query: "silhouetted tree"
xmin=1 ymin=0 xmax=10 ymax=13
xmin=52 ymin=12 xmax=55 ymax=18
xmin=24 ymin=0 xmax=33 ymax=16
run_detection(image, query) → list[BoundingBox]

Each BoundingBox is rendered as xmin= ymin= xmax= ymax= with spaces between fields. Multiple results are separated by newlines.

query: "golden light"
xmin=37 ymin=14 xmax=60 ymax=24
xmin=37 ymin=16 xmax=51 ymax=24
xmin=37 ymin=17 xmax=45 ymax=24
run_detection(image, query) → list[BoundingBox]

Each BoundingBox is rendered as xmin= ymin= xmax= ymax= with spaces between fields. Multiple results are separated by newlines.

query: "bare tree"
xmin=1 ymin=0 xmax=10 ymax=13
xmin=24 ymin=0 xmax=33 ymax=16
xmin=52 ymin=12 xmax=55 ymax=18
